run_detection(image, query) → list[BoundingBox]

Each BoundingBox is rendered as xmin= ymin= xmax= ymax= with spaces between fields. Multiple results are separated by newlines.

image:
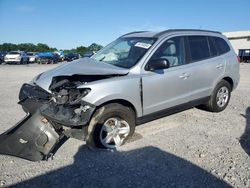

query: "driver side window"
xmin=151 ymin=36 xmax=185 ymax=67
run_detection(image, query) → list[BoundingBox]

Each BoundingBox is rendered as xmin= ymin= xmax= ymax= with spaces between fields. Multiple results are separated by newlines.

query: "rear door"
xmin=185 ymin=36 xmax=227 ymax=101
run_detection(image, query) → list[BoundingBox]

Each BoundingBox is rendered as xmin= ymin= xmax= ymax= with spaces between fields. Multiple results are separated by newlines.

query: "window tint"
xmin=150 ymin=36 xmax=185 ymax=67
xmin=213 ymin=37 xmax=230 ymax=54
xmin=208 ymin=37 xmax=218 ymax=57
xmin=188 ymin=36 xmax=210 ymax=62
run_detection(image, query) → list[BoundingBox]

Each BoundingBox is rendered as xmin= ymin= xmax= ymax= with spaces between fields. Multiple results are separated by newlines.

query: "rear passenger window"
xmin=188 ymin=36 xmax=210 ymax=62
xmin=213 ymin=37 xmax=230 ymax=54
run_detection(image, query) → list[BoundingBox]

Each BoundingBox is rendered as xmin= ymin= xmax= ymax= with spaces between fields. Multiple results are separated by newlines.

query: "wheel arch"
xmin=222 ymin=76 xmax=234 ymax=90
xmin=95 ymin=99 xmax=138 ymax=118
xmin=86 ymin=99 xmax=136 ymax=149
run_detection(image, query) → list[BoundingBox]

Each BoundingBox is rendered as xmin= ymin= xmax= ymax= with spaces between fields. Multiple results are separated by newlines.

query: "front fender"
xmin=81 ymin=76 xmax=142 ymax=117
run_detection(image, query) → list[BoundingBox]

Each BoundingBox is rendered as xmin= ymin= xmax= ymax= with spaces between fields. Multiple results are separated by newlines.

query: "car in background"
xmin=37 ymin=52 xmax=61 ymax=64
xmin=239 ymin=49 xmax=250 ymax=63
xmin=54 ymin=51 xmax=65 ymax=61
xmin=26 ymin=52 xmax=38 ymax=63
xmin=82 ymin=51 xmax=95 ymax=57
xmin=64 ymin=53 xmax=80 ymax=62
xmin=0 ymin=52 xmax=7 ymax=64
xmin=4 ymin=51 xmax=29 ymax=64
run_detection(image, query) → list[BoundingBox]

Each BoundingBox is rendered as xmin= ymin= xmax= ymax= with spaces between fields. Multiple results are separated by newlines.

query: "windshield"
xmin=92 ymin=37 xmax=156 ymax=68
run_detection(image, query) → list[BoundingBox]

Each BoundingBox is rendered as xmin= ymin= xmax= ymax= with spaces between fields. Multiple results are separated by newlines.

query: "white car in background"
xmin=4 ymin=51 xmax=29 ymax=64
xmin=26 ymin=52 xmax=38 ymax=63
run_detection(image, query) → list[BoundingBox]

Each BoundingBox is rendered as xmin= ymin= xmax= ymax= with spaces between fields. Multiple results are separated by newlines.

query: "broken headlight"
xmin=52 ymin=88 xmax=91 ymax=105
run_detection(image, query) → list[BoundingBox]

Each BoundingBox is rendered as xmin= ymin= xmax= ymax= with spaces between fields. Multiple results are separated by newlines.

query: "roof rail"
xmin=120 ymin=31 xmax=148 ymax=38
xmin=154 ymin=29 xmax=221 ymax=37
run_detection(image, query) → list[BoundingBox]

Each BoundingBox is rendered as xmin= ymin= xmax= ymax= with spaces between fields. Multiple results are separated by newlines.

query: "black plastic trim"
xmin=0 ymin=111 xmax=60 ymax=161
xmin=136 ymin=96 xmax=210 ymax=125
xmin=139 ymin=77 xmax=144 ymax=114
xmin=40 ymin=101 xmax=96 ymax=127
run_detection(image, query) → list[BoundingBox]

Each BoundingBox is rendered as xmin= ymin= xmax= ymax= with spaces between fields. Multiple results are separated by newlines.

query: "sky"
xmin=0 ymin=0 xmax=249 ymax=49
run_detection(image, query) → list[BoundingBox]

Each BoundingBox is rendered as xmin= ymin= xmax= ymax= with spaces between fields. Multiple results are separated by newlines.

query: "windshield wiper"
xmin=99 ymin=56 xmax=106 ymax=62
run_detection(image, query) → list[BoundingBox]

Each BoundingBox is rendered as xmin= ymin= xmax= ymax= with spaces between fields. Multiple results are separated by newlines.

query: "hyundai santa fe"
xmin=0 ymin=29 xmax=240 ymax=161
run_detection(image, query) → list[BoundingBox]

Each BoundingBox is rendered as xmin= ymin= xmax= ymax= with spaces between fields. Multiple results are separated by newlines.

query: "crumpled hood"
xmin=34 ymin=58 xmax=129 ymax=91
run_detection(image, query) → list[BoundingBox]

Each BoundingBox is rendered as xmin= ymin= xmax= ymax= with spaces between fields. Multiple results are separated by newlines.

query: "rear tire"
xmin=86 ymin=103 xmax=135 ymax=149
xmin=204 ymin=80 xmax=231 ymax=112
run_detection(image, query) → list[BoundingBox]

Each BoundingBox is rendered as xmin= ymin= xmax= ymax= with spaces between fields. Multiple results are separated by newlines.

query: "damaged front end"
xmin=0 ymin=75 xmax=98 ymax=161
xmin=40 ymin=75 xmax=97 ymax=127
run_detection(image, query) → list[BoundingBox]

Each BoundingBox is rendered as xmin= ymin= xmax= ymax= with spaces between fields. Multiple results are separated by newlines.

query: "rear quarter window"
xmin=208 ymin=37 xmax=219 ymax=57
xmin=212 ymin=36 xmax=230 ymax=55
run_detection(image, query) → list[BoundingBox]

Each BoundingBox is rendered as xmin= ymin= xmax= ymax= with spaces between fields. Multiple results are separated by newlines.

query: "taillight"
xmin=237 ymin=56 xmax=241 ymax=63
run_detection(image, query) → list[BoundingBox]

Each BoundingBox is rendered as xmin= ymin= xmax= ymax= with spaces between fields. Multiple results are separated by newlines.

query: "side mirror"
xmin=145 ymin=58 xmax=170 ymax=71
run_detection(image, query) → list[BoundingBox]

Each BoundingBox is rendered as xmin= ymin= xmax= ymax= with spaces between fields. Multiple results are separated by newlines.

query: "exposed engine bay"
xmin=40 ymin=75 xmax=97 ymax=127
xmin=0 ymin=74 xmax=118 ymax=161
xmin=24 ymin=74 xmax=117 ymax=127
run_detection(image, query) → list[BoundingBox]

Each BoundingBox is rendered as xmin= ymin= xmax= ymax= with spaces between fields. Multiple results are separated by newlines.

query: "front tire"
xmin=205 ymin=80 xmax=231 ymax=112
xmin=86 ymin=103 xmax=135 ymax=149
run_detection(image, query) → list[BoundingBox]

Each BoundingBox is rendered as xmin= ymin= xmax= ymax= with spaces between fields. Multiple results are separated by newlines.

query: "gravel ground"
xmin=0 ymin=63 xmax=249 ymax=188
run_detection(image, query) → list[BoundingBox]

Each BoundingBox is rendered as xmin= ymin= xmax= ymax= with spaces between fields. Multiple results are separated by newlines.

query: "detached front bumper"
xmin=0 ymin=111 xmax=61 ymax=161
xmin=0 ymin=83 xmax=93 ymax=161
xmin=0 ymin=84 xmax=61 ymax=161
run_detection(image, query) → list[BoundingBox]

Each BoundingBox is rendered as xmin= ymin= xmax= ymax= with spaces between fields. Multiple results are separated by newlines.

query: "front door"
xmin=142 ymin=36 xmax=192 ymax=115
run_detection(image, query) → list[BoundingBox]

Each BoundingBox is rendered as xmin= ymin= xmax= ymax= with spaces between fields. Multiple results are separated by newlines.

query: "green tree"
xmin=18 ymin=43 xmax=36 ymax=52
xmin=35 ymin=43 xmax=50 ymax=52
xmin=87 ymin=43 xmax=103 ymax=52
xmin=75 ymin=46 xmax=87 ymax=55
xmin=0 ymin=42 xmax=103 ymax=54
xmin=0 ymin=43 xmax=18 ymax=51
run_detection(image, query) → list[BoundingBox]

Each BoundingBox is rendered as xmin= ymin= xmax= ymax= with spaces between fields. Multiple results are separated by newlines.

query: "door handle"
xmin=179 ymin=73 xmax=190 ymax=79
xmin=216 ymin=64 xmax=224 ymax=69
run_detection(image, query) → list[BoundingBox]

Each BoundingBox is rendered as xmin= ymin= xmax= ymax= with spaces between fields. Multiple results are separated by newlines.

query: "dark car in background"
xmin=37 ymin=52 xmax=61 ymax=64
xmin=82 ymin=51 xmax=95 ymax=57
xmin=64 ymin=53 xmax=80 ymax=62
xmin=0 ymin=52 xmax=7 ymax=64
xmin=239 ymin=49 xmax=250 ymax=63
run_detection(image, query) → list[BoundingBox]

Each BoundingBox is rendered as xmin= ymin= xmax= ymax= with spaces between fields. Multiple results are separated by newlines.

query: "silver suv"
xmin=0 ymin=29 xmax=240 ymax=161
